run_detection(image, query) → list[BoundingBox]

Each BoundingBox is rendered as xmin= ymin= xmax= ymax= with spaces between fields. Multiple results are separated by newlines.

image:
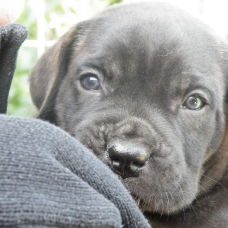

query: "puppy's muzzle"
xmin=106 ymin=118 xmax=151 ymax=179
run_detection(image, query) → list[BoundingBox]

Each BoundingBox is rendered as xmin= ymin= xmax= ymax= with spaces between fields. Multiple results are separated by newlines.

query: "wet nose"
xmin=107 ymin=142 xmax=149 ymax=178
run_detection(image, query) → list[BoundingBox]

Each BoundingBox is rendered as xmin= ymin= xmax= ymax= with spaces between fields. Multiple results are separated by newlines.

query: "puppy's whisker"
xmin=198 ymin=184 xmax=210 ymax=199
xmin=164 ymin=191 xmax=170 ymax=216
xmin=36 ymin=107 xmax=53 ymax=117
xmin=201 ymin=174 xmax=227 ymax=191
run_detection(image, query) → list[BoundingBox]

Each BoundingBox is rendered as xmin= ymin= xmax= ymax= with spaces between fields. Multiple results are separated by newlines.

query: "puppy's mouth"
xmin=123 ymin=173 xmax=196 ymax=215
xmin=102 ymin=144 xmax=196 ymax=215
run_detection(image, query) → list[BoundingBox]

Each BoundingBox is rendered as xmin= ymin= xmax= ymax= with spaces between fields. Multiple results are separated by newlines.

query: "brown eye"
xmin=80 ymin=74 xmax=100 ymax=91
xmin=182 ymin=95 xmax=206 ymax=110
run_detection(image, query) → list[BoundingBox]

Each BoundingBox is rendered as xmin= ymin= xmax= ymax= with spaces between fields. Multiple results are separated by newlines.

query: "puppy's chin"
xmin=121 ymin=173 xmax=199 ymax=215
xmin=103 ymin=159 xmax=199 ymax=215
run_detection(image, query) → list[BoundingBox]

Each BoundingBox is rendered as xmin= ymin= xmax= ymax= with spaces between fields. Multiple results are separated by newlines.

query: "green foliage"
xmin=8 ymin=0 xmax=121 ymax=117
xmin=106 ymin=0 xmax=123 ymax=6
xmin=16 ymin=1 xmax=37 ymax=40
xmin=8 ymin=0 xmax=37 ymax=116
xmin=7 ymin=47 xmax=37 ymax=117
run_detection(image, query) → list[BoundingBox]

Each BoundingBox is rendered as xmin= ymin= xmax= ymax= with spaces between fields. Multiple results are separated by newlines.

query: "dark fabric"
xmin=0 ymin=115 xmax=150 ymax=228
xmin=0 ymin=24 xmax=151 ymax=228
xmin=0 ymin=23 xmax=27 ymax=114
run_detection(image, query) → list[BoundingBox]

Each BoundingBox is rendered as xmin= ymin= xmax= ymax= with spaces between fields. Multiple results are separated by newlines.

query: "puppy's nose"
xmin=107 ymin=142 xmax=149 ymax=178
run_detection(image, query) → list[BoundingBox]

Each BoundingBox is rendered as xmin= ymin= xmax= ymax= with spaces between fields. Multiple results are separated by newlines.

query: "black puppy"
xmin=29 ymin=2 xmax=228 ymax=227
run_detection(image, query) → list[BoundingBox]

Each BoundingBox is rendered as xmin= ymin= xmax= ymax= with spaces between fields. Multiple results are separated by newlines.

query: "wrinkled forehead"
xmin=77 ymin=4 xmax=220 ymax=68
xmin=72 ymin=3 xmax=225 ymax=99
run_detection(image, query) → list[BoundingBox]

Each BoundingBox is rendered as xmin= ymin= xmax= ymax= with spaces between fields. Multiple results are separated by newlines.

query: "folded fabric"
xmin=0 ymin=23 xmax=27 ymax=113
xmin=0 ymin=115 xmax=150 ymax=228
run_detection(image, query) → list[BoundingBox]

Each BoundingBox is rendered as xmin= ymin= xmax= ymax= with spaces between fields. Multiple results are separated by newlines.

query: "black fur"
xmin=30 ymin=2 xmax=228 ymax=227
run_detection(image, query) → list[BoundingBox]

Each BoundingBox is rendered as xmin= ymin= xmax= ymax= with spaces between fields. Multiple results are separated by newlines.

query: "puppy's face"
xmin=30 ymin=2 xmax=228 ymax=214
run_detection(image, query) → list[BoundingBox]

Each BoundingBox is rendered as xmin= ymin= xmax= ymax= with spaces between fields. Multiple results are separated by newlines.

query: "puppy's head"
xmin=30 ymin=2 xmax=228 ymax=214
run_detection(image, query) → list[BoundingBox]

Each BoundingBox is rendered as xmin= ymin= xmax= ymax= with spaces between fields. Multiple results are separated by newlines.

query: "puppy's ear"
xmin=29 ymin=24 xmax=83 ymax=123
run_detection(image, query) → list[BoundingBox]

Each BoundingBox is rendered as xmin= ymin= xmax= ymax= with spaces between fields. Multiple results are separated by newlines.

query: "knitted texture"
xmin=0 ymin=115 xmax=151 ymax=228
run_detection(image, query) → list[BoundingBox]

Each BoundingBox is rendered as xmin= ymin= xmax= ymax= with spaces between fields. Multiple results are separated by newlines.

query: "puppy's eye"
xmin=80 ymin=74 xmax=100 ymax=91
xmin=182 ymin=95 xmax=206 ymax=110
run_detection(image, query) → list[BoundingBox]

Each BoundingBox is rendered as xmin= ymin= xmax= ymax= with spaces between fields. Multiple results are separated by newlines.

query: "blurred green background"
xmin=8 ymin=0 xmax=122 ymax=116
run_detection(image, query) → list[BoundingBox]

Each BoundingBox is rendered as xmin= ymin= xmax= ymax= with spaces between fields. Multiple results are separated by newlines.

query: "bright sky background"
xmin=123 ymin=0 xmax=228 ymax=40
xmin=30 ymin=0 xmax=228 ymax=41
